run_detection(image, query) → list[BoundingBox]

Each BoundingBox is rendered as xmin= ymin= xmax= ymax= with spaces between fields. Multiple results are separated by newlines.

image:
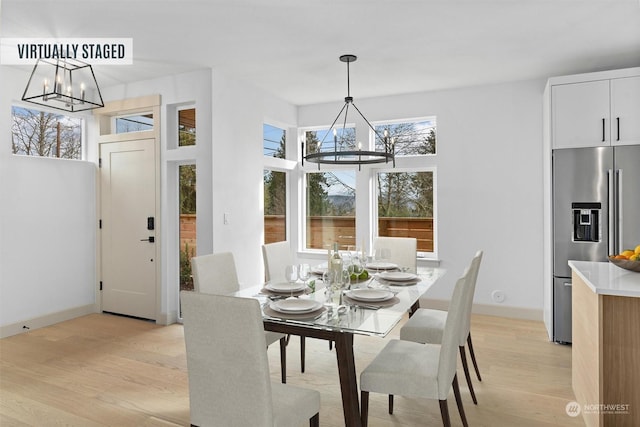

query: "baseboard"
xmin=419 ymin=298 xmax=543 ymax=321
xmin=0 ymin=304 xmax=97 ymax=338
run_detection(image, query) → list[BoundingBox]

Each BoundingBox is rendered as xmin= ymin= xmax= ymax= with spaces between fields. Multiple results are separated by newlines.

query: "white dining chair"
xmin=261 ymin=241 xmax=309 ymax=372
xmin=359 ymin=268 xmax=471 ymax=427
xmin=190 ymin=252 xmax=288 ymax=383
xmin=181 ymin=291 xmax=320 ymax=427
xmin=372 ymin=236 xmax=417 ymax=273
xmin=400 ymin=250 xmax=483 ymax=404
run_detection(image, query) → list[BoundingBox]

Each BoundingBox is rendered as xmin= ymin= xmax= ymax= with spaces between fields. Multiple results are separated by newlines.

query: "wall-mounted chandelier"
xmin=302 ymin=54 xmax=395 ymax=170
xmin=22 ymin=58 xmax=104 ymax=113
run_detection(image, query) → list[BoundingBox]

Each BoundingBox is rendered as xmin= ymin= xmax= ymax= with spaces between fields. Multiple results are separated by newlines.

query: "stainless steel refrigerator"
xmin=552 ymin=145 xmax=640 ymax=344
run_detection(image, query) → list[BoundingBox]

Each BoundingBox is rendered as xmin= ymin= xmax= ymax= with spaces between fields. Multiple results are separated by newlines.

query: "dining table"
xmin=233 ymin=265 xmax=446 ymax=427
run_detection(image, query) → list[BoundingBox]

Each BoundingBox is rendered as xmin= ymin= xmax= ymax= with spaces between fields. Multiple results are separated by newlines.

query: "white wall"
xmin=298 ymin=79 xmax=546 ymax=315
xmin=211 ymin=70 xmax=297 ymax=287
xmin=0 ymin=66 xmax=97 ymax=331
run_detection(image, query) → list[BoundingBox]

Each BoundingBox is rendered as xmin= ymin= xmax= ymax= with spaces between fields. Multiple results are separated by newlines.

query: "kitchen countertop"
xmin=568 ymin=260 xmax=640 ymax=297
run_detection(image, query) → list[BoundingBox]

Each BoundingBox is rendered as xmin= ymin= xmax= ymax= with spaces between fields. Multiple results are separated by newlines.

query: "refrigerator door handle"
xmin=617 ymin=169 xmax=623 ymax=255
xmin=608 ymin=169 xmax=615 ymax=256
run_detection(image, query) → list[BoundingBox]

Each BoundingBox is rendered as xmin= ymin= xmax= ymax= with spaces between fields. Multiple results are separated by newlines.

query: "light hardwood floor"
xmin=0 ymin=313 xmax=583 ymax=426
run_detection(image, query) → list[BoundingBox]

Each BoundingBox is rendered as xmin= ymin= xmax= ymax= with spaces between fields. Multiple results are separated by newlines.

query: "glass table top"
xmin=234 ymin=267 xmax=446 ymax=338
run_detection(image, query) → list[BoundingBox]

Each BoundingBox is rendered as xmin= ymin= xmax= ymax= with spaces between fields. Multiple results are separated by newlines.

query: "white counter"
xmin=568 ymin=260 xmax=640 ymax=297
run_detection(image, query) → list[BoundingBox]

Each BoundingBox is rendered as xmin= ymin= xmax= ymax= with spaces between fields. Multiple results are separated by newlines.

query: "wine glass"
xmin=298 ymin=263 xmax=310 ymax=291
xmin=284 ymin=264 xmax=298 ymax=298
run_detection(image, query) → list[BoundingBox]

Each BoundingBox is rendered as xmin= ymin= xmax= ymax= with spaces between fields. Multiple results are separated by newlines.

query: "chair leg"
xmin=361 ymin=391 xmax=369 ymax=427
xmin=438 ymin=400 xmax=451 ymax=427
xmin=309 ymin=412 xmax=319 ymax=427
xmin=279 ymin=337 xmax=287 ymax=384
xmin=388 ymin=394 xmax=394 ymax=414
xmin=467 ymin=333 xmax=482 ymax=381
xmin=452 ymin=373 xmax=469 ymax=427
xmin=459 ymin=345 xmax=478 ymax=404
xmin=300 ymin=336 xmax=306 ymax=373
xmin=329 ymin=340 xmax=333 ymax=350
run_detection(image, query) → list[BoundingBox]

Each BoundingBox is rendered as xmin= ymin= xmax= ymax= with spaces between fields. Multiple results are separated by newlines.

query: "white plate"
xmin=379 ymin=271 xmax=418 ymax=281
xmin=271 ymin=299 xmax=322 ymax=313
xmin=346 ymin=289 xmax=394 ymax=302
xmin=312 ymin=266 xmax=328 ymax=275
xmin=266 ymin=282 xmax=306 ymax=293
xmin=366 ymin=262 xmax=398 ymax=270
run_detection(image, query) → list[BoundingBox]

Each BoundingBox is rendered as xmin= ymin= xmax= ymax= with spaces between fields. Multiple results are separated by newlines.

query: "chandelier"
xmin=302 ymin=55 xmax=395 ymax=170
xmin=22 ymin=58 xmax=104 ymax=112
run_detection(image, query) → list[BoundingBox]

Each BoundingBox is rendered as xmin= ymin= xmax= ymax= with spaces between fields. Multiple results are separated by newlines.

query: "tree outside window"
xmin=11 ymin=106 xmax=82 ymax=159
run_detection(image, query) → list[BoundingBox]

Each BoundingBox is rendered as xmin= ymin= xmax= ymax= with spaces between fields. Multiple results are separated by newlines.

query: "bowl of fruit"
xmin=609 ymin=245 xmax=640 ymax=272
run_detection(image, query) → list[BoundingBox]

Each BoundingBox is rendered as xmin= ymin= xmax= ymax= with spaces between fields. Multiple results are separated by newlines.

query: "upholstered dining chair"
xmin=181 ymin=291 xmax=320 ymax=427
xmin=359 ymin=269 xmax=471 ymax=427
xmin=372 ymin=236 xmax=417 ymax=273
xmin=400 ymin=250 xmax=484 ymax=404
xmin=261 ymin=241 xmax=308 ymax=372
xmin=191 ymin=252 xmax=288 ymax=384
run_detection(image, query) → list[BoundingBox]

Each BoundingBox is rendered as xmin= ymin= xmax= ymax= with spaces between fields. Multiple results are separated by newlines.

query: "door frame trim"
xmin=94 ymin=95 xmax=162 ymax=322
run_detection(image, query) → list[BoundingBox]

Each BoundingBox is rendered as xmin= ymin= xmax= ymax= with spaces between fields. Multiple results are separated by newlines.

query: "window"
xmin=374 ymin=118 xmax=436 ymax=156
xmin=179 ymin=164 xmax=196 ymax=291
xmin=178 ymin=108 xmax=196 ymax=146
xmin=303 ymin=127 xmax=355 ymax=157
xmin=305 ymin=171 xmax=356 ymax=250
xmin=264 ymin=170 xmax=287 ymax=243
xmin=11 ymin=106 xmax=83 ymax=159
xmin=263 ymin=124 xmax=286 ymax=158
xmin=263 ymin=123 xmax=291 ymax=243
xmin=299 ymin=117 xmax=437 ymax=258
xmin=115 ymin=113 xmax=154 ymax=133
xmin=377 ymin=170 xmax=435 ymax=254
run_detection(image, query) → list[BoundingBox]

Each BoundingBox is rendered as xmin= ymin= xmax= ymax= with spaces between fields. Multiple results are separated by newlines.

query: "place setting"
xmin=262 ymin=264 xmax=327 ymax=320
xmin=343 ymin=287 xmax=400 ymax=309
xmin=374 ymin=270 xmax=421 ymax=286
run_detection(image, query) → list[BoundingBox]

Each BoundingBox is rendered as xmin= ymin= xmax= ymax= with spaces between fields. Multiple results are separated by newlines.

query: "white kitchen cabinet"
xmin=551 ymin=74 xmax=640 ymax=149
xmin=610 ymin=75 xmax=640 ymax=146
xmin=552 ymin=80 xmax=610 ymax=148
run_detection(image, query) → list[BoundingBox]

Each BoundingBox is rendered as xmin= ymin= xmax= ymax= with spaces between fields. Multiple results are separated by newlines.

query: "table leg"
xmin=334 ymin=332 xmax=361 ymax=427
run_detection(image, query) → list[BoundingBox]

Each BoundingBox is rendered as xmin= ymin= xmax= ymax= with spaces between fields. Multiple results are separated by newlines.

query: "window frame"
xmin=371 ymin=165 xmax=438 ymax=259
xmin=263 ymin=121 xmax=296 ymax=245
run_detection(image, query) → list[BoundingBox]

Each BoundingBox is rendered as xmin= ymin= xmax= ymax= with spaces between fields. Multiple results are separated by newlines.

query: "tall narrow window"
xmin=305 ymin=171 xmax=356 ymax=250
xmin=178 ymin=108 xmax=196 ymax=146
xmin=264 ymin=170 xmax=287 ymax=243
xmin=377 ymin=170 xmax=434 ymax=254
xmin=179 ymin=164 xmax=196 ymax=291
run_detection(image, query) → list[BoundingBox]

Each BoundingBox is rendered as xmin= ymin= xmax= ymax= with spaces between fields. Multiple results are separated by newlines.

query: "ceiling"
xmin=2 ymin=0 xmax=640 ymax=106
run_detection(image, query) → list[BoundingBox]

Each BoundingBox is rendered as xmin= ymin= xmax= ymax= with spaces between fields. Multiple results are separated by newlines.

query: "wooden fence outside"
xmin=264 ymin=215 xmax=434 ymax=252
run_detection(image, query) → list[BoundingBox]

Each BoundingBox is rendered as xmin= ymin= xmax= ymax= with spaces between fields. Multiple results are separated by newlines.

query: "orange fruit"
xmin=621 ymin=250 xmax=635 ymax=258
xmin=614 ymin=255 xmax=628 ymax=260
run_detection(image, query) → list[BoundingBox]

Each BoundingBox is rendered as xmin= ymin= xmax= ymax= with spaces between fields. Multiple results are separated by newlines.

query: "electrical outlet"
xmin=491 ymin=290 xmax=506 ymax=303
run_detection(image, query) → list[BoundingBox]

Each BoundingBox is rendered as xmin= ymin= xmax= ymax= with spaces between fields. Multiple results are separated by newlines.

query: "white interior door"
xmin=100 ymin=137 xmax=157 ymax=320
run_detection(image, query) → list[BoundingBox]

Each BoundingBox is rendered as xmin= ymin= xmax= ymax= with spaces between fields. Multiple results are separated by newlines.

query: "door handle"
xmin=140 ymin=236 xmax=155 ymax=243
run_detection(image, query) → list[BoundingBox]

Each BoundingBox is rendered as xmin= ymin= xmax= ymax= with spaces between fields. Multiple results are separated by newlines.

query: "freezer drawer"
xmin=553 ymin=277 xmax=572 ymax=344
